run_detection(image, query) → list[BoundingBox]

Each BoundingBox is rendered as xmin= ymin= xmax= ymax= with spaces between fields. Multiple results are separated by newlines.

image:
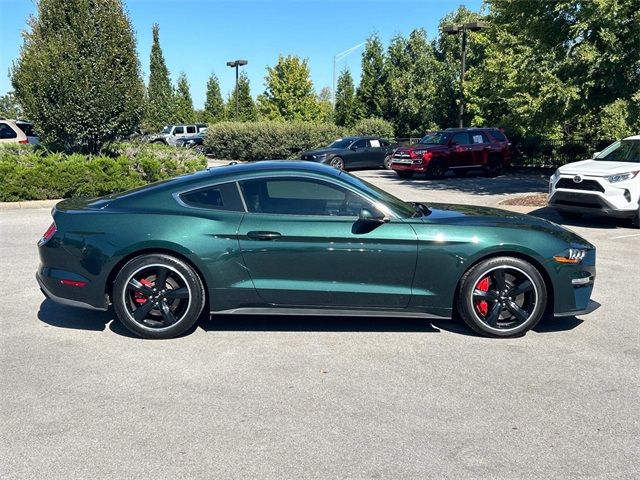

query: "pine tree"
xmin=204 ymin=73 xmax=225 ymax=123
xmin=355 ymin=34 xmax=386 ymax=119
xmin=334 ymin=69 xmax=356 ymax=127
xmin=144 ymin=23 xmax=174 ymax=131
xmin=174 ymin=72 xmax=194 ymax=123
xmin=11 ymin=0 xmax=144 ymax=153
xmin=226 ymin=72 xmax=256 ymax=121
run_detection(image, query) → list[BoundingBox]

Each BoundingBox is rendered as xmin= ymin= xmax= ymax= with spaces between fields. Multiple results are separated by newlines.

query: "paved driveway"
xmin=1 ymin=170 xmax=638 ymax=479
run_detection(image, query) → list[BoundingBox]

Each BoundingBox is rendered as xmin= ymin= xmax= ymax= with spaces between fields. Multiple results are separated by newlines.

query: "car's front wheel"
xmin=631 ymin=205 xmax=640 ymax=229
xmin=113 ymin=254 xmax=206 ymax=339
xmin=396 ymin=171 xmax=413 ymax=179
xmin=330 ymin=156 xmax=345 ymax=170
xmin=456 ymin=256 xmax=547 ymax=337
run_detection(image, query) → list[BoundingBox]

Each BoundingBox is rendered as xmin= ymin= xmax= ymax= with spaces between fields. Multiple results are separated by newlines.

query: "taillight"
xmin=18 ymin=139 xmax=29 ymax=144
xmin=40 ymin=222 xmax=57 ymax=245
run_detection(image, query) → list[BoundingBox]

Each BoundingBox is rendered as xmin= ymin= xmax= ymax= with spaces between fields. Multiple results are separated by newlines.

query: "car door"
xmin=236 ymin=176 xmax=418 ymax=309
xmin=344 ymin=138 xmax=369 ymax=169
xmin=365 ymin=138 xmax=387 ymax=168
xmin=449 ymin=132 xmax=474 ymax=168
xmin=470 ymin=132 xmax=491 ymax=166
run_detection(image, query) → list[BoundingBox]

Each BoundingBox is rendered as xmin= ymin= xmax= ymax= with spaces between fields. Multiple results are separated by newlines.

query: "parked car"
xmin=391 ymin=128 xmax=511 ymax=179
xmin=0 ymin=119 xmax=39 ymax=145
xmin=176 ymin=128 xmax=207 ymax=153
xmin=549 ymin=134 xmax=640 ymax=228
xmin=301 ymin=136 xmax=396 ymax=170
xmin=37 ymin=161 xmax=598 ymax=340
xmin=147 ymin=123 xmax=207 ymax=146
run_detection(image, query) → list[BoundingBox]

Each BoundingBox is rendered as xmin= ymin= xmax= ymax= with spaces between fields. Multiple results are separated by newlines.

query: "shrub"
xmin=351 ymin=117 xmax=395 ymax=140
xmin=0 ymin=143 xmax=206 ymax=201
xmin=204 ymin=121 xmax=348 ymax=161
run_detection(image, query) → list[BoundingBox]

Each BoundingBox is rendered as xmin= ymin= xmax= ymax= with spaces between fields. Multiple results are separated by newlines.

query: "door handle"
xmin=247 ymin=231 xmax=282 ymax=240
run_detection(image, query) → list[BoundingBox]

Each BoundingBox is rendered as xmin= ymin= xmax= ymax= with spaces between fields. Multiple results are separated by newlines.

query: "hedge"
xmin=0 ymin=143 xmax=206 ymax=201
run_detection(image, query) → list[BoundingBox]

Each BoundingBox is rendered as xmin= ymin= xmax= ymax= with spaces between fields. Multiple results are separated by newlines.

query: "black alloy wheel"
xmin=484 ymin=156 xmax=503 ymax=177
xmin=113 ymin=254 xmax=206 ymax=339
xmin=426 ymin=160 xmax=446 ymax=180
xmin=457 ymin=257 xmax=547 ymax=337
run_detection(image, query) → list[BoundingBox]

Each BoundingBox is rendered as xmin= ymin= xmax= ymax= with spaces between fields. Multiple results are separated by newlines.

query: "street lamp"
xmin=226 ymin=59 xmax=248 ymax=119
xmin=332 ymin=42 xmax=365 ymax=109
xmin=443 ymin=21 xmax=487 ymax=128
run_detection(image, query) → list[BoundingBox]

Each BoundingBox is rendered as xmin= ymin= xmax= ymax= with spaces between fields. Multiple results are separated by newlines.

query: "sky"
xmin=0 ymin=0 xmax=483 ymax=109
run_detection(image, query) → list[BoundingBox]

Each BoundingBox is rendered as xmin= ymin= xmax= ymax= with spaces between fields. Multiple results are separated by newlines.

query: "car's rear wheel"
xmin=396 ymin=171 xmax=413 ymax=179
xmin=426 ymin=160 xmax=447 ymax=179
xmin=456 ymin=256 xmax=547 ymax=337
xmin=483 ymin=156 xmax=502 ymax=177
xmin=330 ymin=156 xmax=345 ymax=170
xmin=383 ymin=155 xmax=393 ymax=169
xmin=113 ymin=254 xmax=206 ymax=339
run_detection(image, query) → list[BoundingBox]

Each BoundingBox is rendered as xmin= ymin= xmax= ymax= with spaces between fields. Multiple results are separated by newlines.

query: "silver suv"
xmin=147 ymin=124 xmax=207 ymax=146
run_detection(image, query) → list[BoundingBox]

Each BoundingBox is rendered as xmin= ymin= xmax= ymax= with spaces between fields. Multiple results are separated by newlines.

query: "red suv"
xmin=391 ymin=128 xmax=511 ymax=179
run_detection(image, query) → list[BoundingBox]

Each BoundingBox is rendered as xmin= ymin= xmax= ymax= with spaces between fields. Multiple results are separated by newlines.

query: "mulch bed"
xmin=500 ymin=193 xmax=548 ymax=207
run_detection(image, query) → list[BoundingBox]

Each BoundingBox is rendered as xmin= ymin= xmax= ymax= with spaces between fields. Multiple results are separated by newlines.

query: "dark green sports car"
xmin=37 ymin=161 xmax=598 ymax=339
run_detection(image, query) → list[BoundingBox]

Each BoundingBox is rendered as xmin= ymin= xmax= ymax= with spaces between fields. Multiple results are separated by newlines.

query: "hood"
xmin=413 ymin=203 xmax=592 ymax=246
xmin=558 ymin=159 xmax=640 ymax=176
xmin=395 ymin=144 xmax=445 ymax=153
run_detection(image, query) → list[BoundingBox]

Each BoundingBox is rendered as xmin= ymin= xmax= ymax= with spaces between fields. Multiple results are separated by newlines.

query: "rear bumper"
xmin=36 ymin=269 xmax=108 ymax=311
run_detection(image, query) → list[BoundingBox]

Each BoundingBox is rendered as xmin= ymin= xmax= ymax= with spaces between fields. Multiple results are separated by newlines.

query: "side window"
xmin=490 ymin=130 xmax=507 ymax=142
xmin=352 ymin=139 xmax=367 ymax=149
xmin=380 ymin=139 xmax=390 ymax=147
xmin=179 ymin=182 xmax=245 ymax=211
xmin=472 ymin=133 xmax=489 ymax=144
xmin=173 ymin=126 xmax=184 ymax=135
xmin=186 ymin=126 xmax=196 ymax=134
xmin=0 ymin=123 xmax=17 ymax=139
xmin=240 ymin=177 xmax=373 ymax=216
xmin=368 ymin=139 xmax=381 ymax=148
xmin=451 ymin=132 xmax=470 ymax=145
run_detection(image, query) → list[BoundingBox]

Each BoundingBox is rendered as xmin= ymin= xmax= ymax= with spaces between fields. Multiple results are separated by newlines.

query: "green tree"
xmin=355 ymin=34 xmax=386 ymax=119
xmin=11 ymin=0 xmax=144 ymax=153
xmin=257 ymin=55 xmax=319 ymax=121
xmin=144 ymin=23 xmax=174 ymax=132
xmin=0 ymin=92 xmax=23 ymax=119
xmin=226 ymin=71 xmax=256 ymax=121
xmin=316 ymin=87 xmax=334 ymax=123
xmin=173 ymin=72 xmax=194 ymax=123
xmin=203 ymin=73 xmax=225 ymax=123
xmin=334 ymin=69 xmax=356 ymax=127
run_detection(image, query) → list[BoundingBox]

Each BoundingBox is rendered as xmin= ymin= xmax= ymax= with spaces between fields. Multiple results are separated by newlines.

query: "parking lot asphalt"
xmin=1 ymin=169 xmax=639 ymax=479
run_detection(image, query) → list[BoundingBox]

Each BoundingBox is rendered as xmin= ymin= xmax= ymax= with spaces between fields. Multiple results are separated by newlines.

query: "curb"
xmin=0 ymin=199 xmax=60 ymax=210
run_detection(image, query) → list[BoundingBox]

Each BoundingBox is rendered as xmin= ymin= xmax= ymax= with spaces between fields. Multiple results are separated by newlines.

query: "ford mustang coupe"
xmin=37 ymin=162 xmax=598 ymax=339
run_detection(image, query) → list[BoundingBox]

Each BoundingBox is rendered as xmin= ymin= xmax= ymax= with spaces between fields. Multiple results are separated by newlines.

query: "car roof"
xmin=443 ymin=127 xmax=500 ymax=132
xmin=623 ymin=134 xmax=640 ymax=140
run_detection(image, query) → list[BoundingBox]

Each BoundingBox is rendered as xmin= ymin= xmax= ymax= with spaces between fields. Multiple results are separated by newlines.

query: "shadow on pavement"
xmin=527 ymin=207 xmax=634 ymax=230
xmin=357 ymin=170 xmax=549 ymax=197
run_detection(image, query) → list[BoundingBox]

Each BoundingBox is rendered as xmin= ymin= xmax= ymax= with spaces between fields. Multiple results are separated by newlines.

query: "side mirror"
xmin=350 ymin=145 xmax=358 ymax=151
xmin=358 ymin=207 xmax=388 ymax=224
xmin=592 ymin=151 xmax=600 ymax=159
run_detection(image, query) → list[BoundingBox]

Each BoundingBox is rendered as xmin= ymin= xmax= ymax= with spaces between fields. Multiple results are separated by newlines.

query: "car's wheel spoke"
xmin=164 ymin=287 xmax=189 ymax=299
xmin=159 ymin=301 xmax=177 ymax=325
xmin=508 ymin=280 xmax=533 ymax=297
xmin=473 ymin=289 xmax=499 ymax=301
xmin=485 ymin=302 xmax=502 ymax=326
xmin=128 ymin=278 xmax=153 ymax=296
xmin=493 ymin=269 xmax=507 ymax=291
xmin=133 ymin=301 xmax=154 ymax=321
xmin=154 ymin=267 xmax=168 ymax=289
xmin=506 ymin=300 xmax=529 ymax=322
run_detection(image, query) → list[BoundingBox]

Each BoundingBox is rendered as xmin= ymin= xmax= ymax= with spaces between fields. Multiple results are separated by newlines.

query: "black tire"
xmin=113 ymin=254 xmax=206 ymax=339
xmin=483 ymin=156 xmax=503 ymax=177
xmin=558 ymin=210 xmax=583 ymax=220
xmin=631 ymin=206 xmax=640 ymax=229
xmin=397 ymin=171 xmax=413 ymax=179
xmin=426 ymin=160 xmax=447 ymax=179
xmin=456 ymin=256 xmax=547 ymax=338
xmin=152 ymin=140 xmax=166 ymax=145
xmin=194 ymin=144 xmax=205 ymax=154
xmin=329 ymin=156 xmax=345 ymax=170
xmin=383 ymin=155 xmax=393 ymax=170
xmin=453 ymin=169 xmax=469 ymax=177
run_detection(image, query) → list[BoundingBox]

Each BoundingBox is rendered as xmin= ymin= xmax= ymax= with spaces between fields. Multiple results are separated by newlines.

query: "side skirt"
xmin=210 ymin=306 xmax=450 ymax=320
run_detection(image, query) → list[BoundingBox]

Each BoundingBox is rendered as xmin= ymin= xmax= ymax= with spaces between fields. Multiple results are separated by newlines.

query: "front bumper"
xmin=391 ymin=160 xmax=428 ymax=172
xmin=555 ymin=299 xmax=601 ymax=318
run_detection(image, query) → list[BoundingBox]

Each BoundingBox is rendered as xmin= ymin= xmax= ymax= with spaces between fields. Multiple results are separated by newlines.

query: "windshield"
xmin=328 ymin=138 xmax=354 ymax=149
xmin=339 ymin=171 xmax=419 ymax=218
xmin=161 ymin=126 xmax=172 ymax=134
xmin=418 ymin=132 xmax=449 ymax=145
xmin=595 ymin=139 xmax=640 ymax=163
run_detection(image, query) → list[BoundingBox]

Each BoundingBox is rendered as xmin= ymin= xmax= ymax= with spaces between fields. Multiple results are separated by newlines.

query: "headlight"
xmin=553 ymin=248 xmax=588 ymax=264
xmin=604 ymin=171 xmax=639 ymax=183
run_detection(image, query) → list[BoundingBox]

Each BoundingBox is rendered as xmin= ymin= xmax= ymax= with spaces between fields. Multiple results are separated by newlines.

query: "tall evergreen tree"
xmin=226 ymin=71 xmax=256 ymax=121
xmin=174 ymin=72 xmax=194 ymax=123
xmin=257 ymin=55 xmax=320 ymax=121
xmin=334 ymin=69 xmax=356 ymax=127
xmin=316 ymin=87 xmax=333 ymax=123
xmin=11 ymin=0 xmax=144 ymax=153
xmin=144 ymin=23 xmax=174 ymax=131
xmin=203 ymin=73 xmax=225 ymax=123
xmin=355 ymin=34 xmax=386 ymax=119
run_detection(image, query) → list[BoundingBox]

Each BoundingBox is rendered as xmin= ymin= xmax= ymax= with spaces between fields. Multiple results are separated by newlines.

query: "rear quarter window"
xmin=489 ymin=130 xmax=507 ymax=142
xmin=16 ymin=122 xmax=36 ymax=137
xmin=179 ymin=182 xmax=244 ymax=211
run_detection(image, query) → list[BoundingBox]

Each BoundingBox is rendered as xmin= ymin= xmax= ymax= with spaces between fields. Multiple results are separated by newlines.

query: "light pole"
xmin=443 ymin=21 xmax=486 ymax=128
xmin=226 ymin=59 xmax=248 ymax=119
xmin=332 ymin=42 xmax=365 ymax=109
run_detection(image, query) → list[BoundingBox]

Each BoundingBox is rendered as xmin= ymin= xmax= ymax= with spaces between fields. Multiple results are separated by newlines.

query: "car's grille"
xmin=556 ymin=178 xmax=604 ymax=193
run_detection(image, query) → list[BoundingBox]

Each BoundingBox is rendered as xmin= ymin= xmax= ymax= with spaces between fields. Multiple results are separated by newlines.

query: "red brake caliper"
xmin=134 ymin=278 xmax=153 ymax=304
xmin=475 ymin=276 xmax=490 ymax=316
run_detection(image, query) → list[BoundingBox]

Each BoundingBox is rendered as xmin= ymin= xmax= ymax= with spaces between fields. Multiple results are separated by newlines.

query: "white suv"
xmin=549 ymin=135 xmax=640 ymax=228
